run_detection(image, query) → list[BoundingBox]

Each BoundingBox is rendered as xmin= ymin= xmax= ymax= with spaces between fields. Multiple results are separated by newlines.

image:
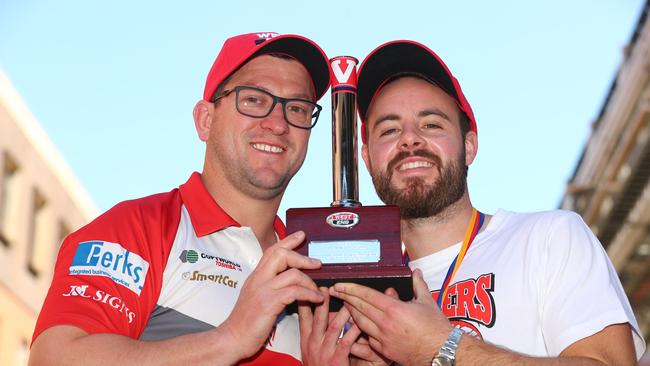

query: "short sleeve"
xmin=539 ymin=211 xmax=645 ymax=358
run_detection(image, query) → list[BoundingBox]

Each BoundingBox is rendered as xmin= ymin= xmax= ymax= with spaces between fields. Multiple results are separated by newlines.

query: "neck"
xmin=401 ymin=192 xmax=475 ymax=260
xmin=201 ymin=167 xmax=281 ymax=251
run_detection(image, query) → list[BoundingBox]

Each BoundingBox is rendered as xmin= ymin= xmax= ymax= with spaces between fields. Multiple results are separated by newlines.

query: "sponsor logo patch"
xmin=182 ymin=271 xmax=239 ymax=288
xmin=69 ymin=241 xmax=149 ymax=295
xmin=179 ymin=249 xmax=199 ymax=263
xmin=326 ymin=212 xmax=359 ymax=228
xmin=63 ymin=285 xmax=136 ymax=323
xmin=179 ymin=249 xmax=242 ymax=271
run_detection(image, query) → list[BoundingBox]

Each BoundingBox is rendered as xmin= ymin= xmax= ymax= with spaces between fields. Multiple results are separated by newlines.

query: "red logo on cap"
xmin=330 ymin=56 xmax=358 ymax=88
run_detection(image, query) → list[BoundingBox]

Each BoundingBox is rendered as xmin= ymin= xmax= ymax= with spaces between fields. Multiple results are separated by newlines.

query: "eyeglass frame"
xmin=211 ymin=85 xmax=323 ymax=130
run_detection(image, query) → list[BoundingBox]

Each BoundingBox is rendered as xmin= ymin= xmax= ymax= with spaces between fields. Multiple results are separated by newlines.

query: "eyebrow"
xmin=241 ymin=84 xmax=313 ymax=101
xmin=372 ymin=113 xmax=401 ymax=129
xmin=371 ymin=108 xmax=452 ymax=130
xmin=418 ymin=108 xmax=451 ymax=121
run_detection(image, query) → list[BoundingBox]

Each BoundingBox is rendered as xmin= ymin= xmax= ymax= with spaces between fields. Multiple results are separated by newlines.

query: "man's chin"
xmin=247 ymin=171 xmax=292 ymax=197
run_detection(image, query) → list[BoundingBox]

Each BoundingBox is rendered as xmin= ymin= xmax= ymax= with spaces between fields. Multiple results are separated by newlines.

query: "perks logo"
xmin=62 ymin=285 xmax=136 ymax=323
xmin=69 ymin=240 xmax=149 ymax=295
xmin=433 ymin=273 xmax=496 ymax=339
xmin=330 ymin=56 xmax=358 ymax=88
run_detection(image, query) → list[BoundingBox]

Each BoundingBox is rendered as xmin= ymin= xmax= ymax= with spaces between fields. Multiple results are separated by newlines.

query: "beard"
xmin=370 ymin=149 xmax=467 ymax=219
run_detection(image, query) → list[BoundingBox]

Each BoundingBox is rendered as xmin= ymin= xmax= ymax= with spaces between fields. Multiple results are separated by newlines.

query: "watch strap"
xmin=433 ymin=326 xmax=463 ymax=364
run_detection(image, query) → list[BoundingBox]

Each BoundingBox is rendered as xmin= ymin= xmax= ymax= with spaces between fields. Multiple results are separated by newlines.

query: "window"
xmin=27 ymin=189 xmax=52 ymax=277
xmin=0 ymin=152 xmax=21 ymax=247
xmin=50 ymin=220 xmax=72 ymax=268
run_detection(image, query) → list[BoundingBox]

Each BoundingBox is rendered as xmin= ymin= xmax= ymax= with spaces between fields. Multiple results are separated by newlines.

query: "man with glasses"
xmin=29 ymin=32 xmax=330 ymax=365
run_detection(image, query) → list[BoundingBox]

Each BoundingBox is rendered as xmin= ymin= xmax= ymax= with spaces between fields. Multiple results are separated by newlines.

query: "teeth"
xmin=252 ymin=143 xmax=284 ymax=153
xmin=399 ymin=161 xmax=432 ymax=171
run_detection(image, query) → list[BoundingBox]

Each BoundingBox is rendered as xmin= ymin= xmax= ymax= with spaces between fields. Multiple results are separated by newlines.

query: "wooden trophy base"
xmin=286 ymin=205 xmax=412 ymax=311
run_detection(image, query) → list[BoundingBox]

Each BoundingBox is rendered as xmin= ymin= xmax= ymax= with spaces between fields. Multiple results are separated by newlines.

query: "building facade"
xmin=560 ymin=2 xmax=650 ymax=357
xmin=0 ymin=70 xmax=96 ymax=365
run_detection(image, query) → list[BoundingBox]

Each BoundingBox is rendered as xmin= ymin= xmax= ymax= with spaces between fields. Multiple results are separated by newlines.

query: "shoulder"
xmin=80 ymin=189 xmax=182 ymax=234
xmin=494 ymin=209 xmax=586 ymax=231
xmin=61 ymin=188 xmax=185 ymax=259
xmin=489 ymin=209 xmax=597 ymax=254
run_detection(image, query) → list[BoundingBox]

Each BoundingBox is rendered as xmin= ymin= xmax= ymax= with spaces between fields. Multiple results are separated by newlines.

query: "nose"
xmin=259 ymin=103 xmax=289 ymax=135
xmin=398 ymin=123 xmax=425 ymax=151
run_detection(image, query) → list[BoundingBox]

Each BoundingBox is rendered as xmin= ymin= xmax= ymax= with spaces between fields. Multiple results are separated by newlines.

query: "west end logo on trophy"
xmin=286 ymin=55 xmax=412 ymax=311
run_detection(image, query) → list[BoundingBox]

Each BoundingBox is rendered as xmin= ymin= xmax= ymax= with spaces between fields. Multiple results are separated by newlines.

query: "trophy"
xmin=286 ymin=56 xmax=412 ymax=310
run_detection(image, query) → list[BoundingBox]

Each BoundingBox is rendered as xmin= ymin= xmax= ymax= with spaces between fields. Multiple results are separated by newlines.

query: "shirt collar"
xmin=179 ymin=172 xmax=286 ymax=239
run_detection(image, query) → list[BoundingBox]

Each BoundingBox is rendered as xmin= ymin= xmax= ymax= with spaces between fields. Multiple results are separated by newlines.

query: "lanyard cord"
xmin=435 ymin=208 xmax=485 ymax=307
xmin=402 ymin=208 xmax=485 ymax=308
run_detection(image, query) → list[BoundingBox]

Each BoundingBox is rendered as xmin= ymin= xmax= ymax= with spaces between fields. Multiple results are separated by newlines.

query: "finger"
xmin=350 ymin=341 xmax=379 ymax=362
xmin=330 ymin=283 xmax=387 ymax=323
xmin=297 ymin=300 xmax=314 ymax=339
xmin=258 ymin=245 xmax=321 ymax=278
xmin=323 ymin=305 xmax=352 ymax=348
xmin=343 ymin=302 xmax=382 ymax=340
xmin=384 ymin=287 xmax=399 ymax=299
xmin=275 ymin=285 xmax=324 ymax=306
xmin=312 ymin=287 xmax=330 ymax=336
xmin=271 ymin=268 xmax=319 ymax=292
xmin=276 ymin=230 xmax=306 ymax=250
xmin=367 ymin=335 xmax=385 ymax=356
xmin=339 ymin=321 xmax=362 ymax=346
xmin=412 ymin=268 xmax=434 ymax=304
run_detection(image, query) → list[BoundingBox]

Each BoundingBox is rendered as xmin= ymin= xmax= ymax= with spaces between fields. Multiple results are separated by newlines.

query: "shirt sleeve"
xmin=539 ymin=211 xmax=645 ymax=358
xmin=32 ymin=192 xmax=181 ymax=344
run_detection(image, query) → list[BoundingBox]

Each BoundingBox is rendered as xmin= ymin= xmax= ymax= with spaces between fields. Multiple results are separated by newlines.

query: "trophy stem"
xmin=330 ymin=56 xmax=361 ymax=208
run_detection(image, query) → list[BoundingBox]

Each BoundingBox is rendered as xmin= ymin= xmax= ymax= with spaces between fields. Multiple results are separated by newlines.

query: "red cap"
xmin=203 ymin=32 xmax=331 ymax=101
xmin=357 ymin=40 xmax=476 ymax=143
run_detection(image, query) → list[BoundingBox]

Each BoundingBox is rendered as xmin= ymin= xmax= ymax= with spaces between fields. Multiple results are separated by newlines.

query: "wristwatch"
xmin=431 ymin=326 xmax=464 ymax=366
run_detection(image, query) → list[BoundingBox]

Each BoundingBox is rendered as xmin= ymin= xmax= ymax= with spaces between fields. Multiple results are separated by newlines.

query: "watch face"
xmin=432 ymin=357 xmax=454 ymax=366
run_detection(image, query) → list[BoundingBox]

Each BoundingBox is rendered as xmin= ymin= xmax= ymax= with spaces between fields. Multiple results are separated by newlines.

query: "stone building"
xmin=0 ymin=70 xmax=96 ymax=365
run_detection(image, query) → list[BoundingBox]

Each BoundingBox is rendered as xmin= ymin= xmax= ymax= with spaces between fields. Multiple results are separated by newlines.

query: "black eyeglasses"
xmin=212 ymin=86 xmax=322 ymax=129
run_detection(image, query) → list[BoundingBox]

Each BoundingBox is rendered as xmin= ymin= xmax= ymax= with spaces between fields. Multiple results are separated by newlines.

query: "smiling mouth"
xmin=251 ymin=143 xmax=285 ymax=154
xmin=398 ymin=161 xmax=433 ymax=171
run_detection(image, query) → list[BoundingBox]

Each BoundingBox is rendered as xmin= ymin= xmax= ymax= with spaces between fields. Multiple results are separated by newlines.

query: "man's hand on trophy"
xmin=220 ymin=231 xmax=324 ymax=360
xmin=329 ymin=269 xmax=454 ymax=366
xmin=298 ymin=285 xmax=395 ymax=366
xmin=298 ymin=287 xmax=363 ymax=366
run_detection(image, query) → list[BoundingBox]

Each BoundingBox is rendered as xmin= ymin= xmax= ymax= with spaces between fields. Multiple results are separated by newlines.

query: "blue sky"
xmin=0 ymin=1 xmax=645 ymax=221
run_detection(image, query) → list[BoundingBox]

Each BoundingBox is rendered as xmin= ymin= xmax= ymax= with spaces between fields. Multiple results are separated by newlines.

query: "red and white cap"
xmin=202 ymin=32 xmax=331 ymax=102
xmin=357 ymin=40 xmax=476 ymax=143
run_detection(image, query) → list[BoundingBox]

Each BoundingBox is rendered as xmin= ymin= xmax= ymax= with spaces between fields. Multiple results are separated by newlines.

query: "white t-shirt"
xmin=408 ymin=209 xmax=645 ymax=359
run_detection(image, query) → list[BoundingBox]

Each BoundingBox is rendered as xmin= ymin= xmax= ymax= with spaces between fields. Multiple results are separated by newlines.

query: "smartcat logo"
xmin=69 ymin=241 xmax=149 ymax=295
xmin=182 ymin=271 xmax=239 ymax=289
xmin=63 ymin=285 xmax=136 ymax=323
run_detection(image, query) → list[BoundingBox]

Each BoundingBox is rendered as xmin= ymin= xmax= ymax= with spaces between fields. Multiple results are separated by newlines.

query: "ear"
xmin=361 ymin=143 xmax=371 ymax=171
xmin=464 ymin=130 xmax=478 ymax=166
xmin=193 ymin=100 xmax=213 ymax=142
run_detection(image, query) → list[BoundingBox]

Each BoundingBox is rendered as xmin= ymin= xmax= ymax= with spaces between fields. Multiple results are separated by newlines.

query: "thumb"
xmin=412 ymin=268 xmax=434 ymax=304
